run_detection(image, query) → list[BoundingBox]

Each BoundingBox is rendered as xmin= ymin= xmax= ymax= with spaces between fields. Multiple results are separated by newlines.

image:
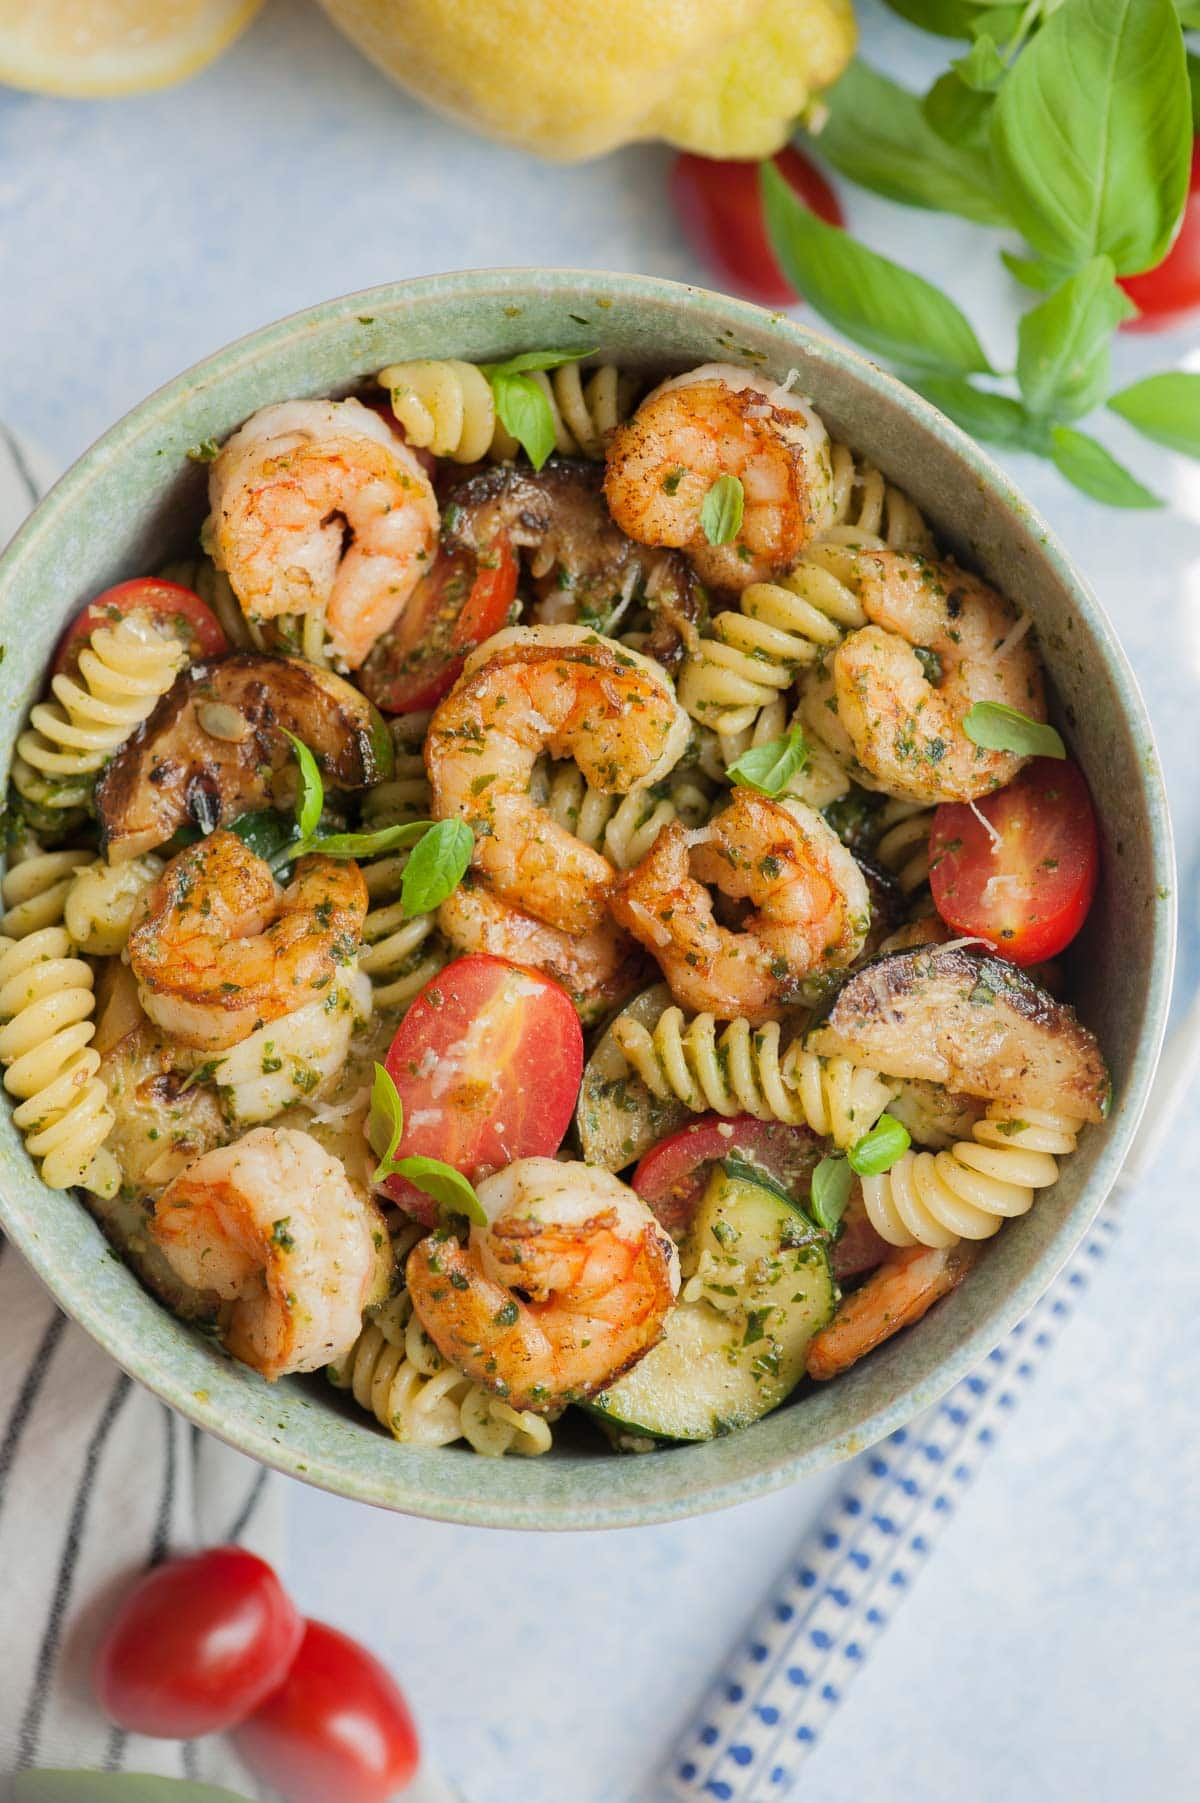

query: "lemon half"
xmin=0 ymin=0 xmax=264 ymax=97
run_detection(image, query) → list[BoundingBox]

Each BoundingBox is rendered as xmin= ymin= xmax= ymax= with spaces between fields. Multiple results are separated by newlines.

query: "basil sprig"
xmin=699 ymin=474 xmax=745 ymax=545
xmin=963 ymin=702 xmax=1067 ymax=758
xmin=368 ymin=1062 xmax=486 ymax=1225
xmin=270 ymin=736 xmax=473 ymax=916
xmin=808 ymin=1114 xmax=912 ymax=1229
xmin=479 ymin=348 xmax=596 ymax=471
xmin=726 ymin=723 xmax=809 ymax=797
xmin=809 ymin=1155 xmax=853 ymax=1233
xmin=785 ymin=0 xmax=1197 ymax=509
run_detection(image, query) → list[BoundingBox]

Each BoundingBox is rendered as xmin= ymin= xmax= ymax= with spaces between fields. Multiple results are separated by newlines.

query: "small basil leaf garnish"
xmin=962 ymin=701 xmax=1067 ymax=759
xmin=399 ymin=818 xmax=474 ymax=917
xmin=699 ymin=474 xmax=745 ymax=546
xmin=726 ymin=724 xmax=809 ymax=797
xmin=809 ymin=1155 xmax=853 ymax=1233
xmin=847 ymin=1114 xmax=912 ymax=1177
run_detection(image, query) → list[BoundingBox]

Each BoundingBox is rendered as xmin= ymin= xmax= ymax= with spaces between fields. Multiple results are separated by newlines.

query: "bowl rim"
xmin=0 ymin=268 xmax=1177 ymax=1530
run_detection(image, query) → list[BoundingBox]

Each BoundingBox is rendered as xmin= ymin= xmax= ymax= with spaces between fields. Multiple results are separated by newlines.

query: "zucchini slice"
xmin=590 ymin=1163 xmax=836 ymax=1442
xmin=575 ymin=984 xmax=689 ymax=1171
xmin=808 ymin=945 xmax=1109 ymax=1123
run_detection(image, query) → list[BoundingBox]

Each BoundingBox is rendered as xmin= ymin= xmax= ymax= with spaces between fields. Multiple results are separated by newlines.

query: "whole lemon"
xmin=315 ymin=0 xmax=856 ymax=161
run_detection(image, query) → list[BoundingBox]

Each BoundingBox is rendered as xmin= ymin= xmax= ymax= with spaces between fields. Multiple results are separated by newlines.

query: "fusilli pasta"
xmin=329 ymin=1290 xmax=553 ymax=1457
xmin=862 ymin=1106 xmax=1083 ymax=1249
xmin=714 ymin=697 xmax=852 ymax=811
xmin=12 ymin=613 xmax=186 ymax=816
xmin=534 ymin=758 xmax=715 ymax=871
xmin=356 ymin=720 xmax=447 ymax=1011
xmin=873 ymin=800 xmax=936 ymax=895
xmin=0 ymin=843 xmax=95 ymax=940
xmin=612 ymin=1006 xmax=896 ymax=1147
xmin=63 ymin=853 xmax=163 ymax=957
xmin=378 ymin=359 xmax=636 ymax=463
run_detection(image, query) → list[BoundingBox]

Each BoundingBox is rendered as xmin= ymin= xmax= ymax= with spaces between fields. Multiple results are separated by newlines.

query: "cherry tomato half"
xmin=384 ymin=954 xmax=583 ymax=1222
xmin=670 ymin=146 xmax=843 ymax=306
xmin=929 ymin=758 xmax=1099 ymax=965
xmin=93 ymin=1546 xmax=303 ymax=1739
xmin=361 ymin=536 xmax=518 ymax=715
xmin=633 ymin=1115 xmax=889 ymax=1279
xmin=1120 ymin=145 xmax=1200 ymax=332
xmin=233 ymin=1619 xmax=419 ymax=1803
xmin=54 ymin=578 xmax=228 ymax=680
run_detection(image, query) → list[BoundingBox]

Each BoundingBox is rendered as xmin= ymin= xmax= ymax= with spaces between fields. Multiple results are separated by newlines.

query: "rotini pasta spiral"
xmin=356 ymin=720 xmax=447 ymax=1011
xmin=63 ymin=853 xmax=163 ymax=957
xmin=161 ymin=555 xmax=333 ymax=666
xmin=378 ymin=359 xmax=636 ymax=463
xmin=329 ymin=1291 xmax=552 ymax=1457
xmin=714 ymin=697 xmax=852 ymax=812
xmin=872 ymin=799 xmax=936 ymax=895
xmin=534 ymin=757 xmax=715 ymax=871
xmin=861 ymin=1106 xmax=1083 ymax=1249
xmin=12 ymin=614 xmax=186 ymax=815
xmin=676 ymin=445 xmax=932 ymax=741
xmin=0 ymin=843 xmax=95 ymax=940
xmin=0 ymin=930 xmax=119 ymax=1197
xmin=612 ymin=1006 xmax=896 ymax=1147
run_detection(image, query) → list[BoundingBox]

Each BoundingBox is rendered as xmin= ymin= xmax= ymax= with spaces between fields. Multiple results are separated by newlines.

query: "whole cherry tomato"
xmin=54 ymin=577 xmax=228 ymax=680
xmin=233 ymin=1619 xmax=420 ymax=1803
xmin=929 ymin=758 xmax=1099 ymax=965
xmin=1120 ymin=144 xmax=1200 ymax=331
xmin=93 ymin=1546 xmax=303 ymax=1738
xmin=670 ymin=146 xmax=843 ymax=305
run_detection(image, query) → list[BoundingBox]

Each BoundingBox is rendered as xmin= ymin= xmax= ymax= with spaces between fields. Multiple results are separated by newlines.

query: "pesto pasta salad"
xmin=2 ymin=354 xmax=1109 ymax=1457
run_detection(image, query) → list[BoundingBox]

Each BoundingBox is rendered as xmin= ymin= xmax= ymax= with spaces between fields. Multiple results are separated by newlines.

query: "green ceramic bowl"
xmin=0 ymin=272 xmax=1175 ymax=1529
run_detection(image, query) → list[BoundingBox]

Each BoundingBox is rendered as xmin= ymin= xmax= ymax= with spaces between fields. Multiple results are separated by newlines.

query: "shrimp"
xmin=426 ymin=624 xmax=689 ymax=936
xmin=830 ymin=551 xmax=1047 ymax=804
xmin=806 ymin=1241 xmax=978 ymax=1382
xmin=603 ymin=363 xmax=834 ymax=593
xmin=406 ymin=1157 xmax=679 ymax=1412
xmin=128 ymin=830 xmax=367 ymax=1053
xmin=438 ymin=875 xmax=647 ymax=1025
xmin=610 ymin=789 xmax=870 ymax=1024
xmin=150 ymin=1126 xmax=385 ymax=1381
xmin=205 ymin=398 xmax=439 ymax=668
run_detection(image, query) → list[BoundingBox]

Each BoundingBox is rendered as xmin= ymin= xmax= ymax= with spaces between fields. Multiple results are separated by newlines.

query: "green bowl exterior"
xmin=0 ymin=271 xmax=1175 ymax=1530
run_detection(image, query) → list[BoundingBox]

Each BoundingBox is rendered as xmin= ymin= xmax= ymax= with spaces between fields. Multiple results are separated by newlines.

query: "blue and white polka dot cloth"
xmin=654 ymin=976 xmax=1200 ymax=1803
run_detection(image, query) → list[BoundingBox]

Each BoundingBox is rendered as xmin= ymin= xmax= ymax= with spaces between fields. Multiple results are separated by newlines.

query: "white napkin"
xmin=0 ymin=426 xmax=282 ymax=1793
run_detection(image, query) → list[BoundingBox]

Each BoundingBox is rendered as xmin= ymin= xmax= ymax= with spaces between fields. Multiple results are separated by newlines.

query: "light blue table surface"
xmin=3 ymin=4 xmax=1198 ymax=1799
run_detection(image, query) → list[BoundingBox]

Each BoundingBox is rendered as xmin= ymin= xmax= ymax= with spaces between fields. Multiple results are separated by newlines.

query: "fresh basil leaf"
xmin=699 ymin=474 xmax=745 ymax=545
xmin=727 ymin=724 xmax=809 ymax=796
xmin=481 ymin=348 xmax=595 ymax=379
xmin=919 ymin=378 xmax=1047 ymax=450
xmin=1001 ymin=250 xmax=1062 ymax=291
xmin=809 ymin=1155 xmax=853 ymax=1233
xmin=847 ymin=1113 xmax=912 ymax=1176
xmin=1048 ymin=425 xmax=1164 ymax=507
xmin=1016 ymin=258 xmax=1136 ymax=420
xmin=304 ymin=820 xmax=434 ymax=861
xmin=283 ymin=731 xmax=324 ymax=840
xmin=963 ymin=701 xmax=1067 ymax=757
xmin=953 ymin=34 xmax=1008 ymax=89
xmin=368 ymin=1061 xmax=404 ymax=1180
xmin=490 ymin=371 xmax=556 ymax=471
xmin=400 ymin=819 xmax=474 ymax=916
xmin=923 ymin=70 xmax=996 ymax=150
xmin=762 ymin=163 xmax=995 ymax=377
xmin=1176 ymin=1 xmax=1200 ymax=27
xmin=1109 ymin=372 xmax=1200 ymax=457
xmin=991 ymin=0 xmax=1191 ymax=276
xmin=879 ymin=0 xmax=1020 ymax=43
xmin=392 ymin=1156 xmax=486 ymax=1226
xmin=12 ymin=1776 xmax=250 ymax=1803
xmin=806 ymin=61 xmax=1009 ymax=226
xmin=1190 ymin=50 xmax=1200 ymax=133
xmin=228 ymin=809 xmax=297 ymax=864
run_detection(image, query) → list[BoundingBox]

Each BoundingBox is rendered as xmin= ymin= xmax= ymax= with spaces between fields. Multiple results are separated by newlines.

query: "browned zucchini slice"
xmin=96 ymin=652 xmax=393 ymax=860
xmin=807 ymin=945 xmax=1108 ymax=1123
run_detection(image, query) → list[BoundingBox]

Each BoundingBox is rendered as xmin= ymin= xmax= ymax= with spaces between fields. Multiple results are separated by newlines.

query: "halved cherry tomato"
xmin=53 ymin=577 xmax=228 ymax=680
xmin=633 ymin=1114 xmax=888 ymax=1279
xmin=669 ymin=146 xmax=844 ymax=306
xmin=93 ymin=1546 xmax=303 ymax=1738
xmin=233 ymin=1619 xmax=419 ymax=1803
xmin=929 ymin=758 xmax=1099 ymax=965
xmin=360 ymin=535 xmax=518 ymax=714
xmin=1120 ymin=145 xmax=1200 ymax=332
xmin=384 ymin=953 xmax=583 ymax=1222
